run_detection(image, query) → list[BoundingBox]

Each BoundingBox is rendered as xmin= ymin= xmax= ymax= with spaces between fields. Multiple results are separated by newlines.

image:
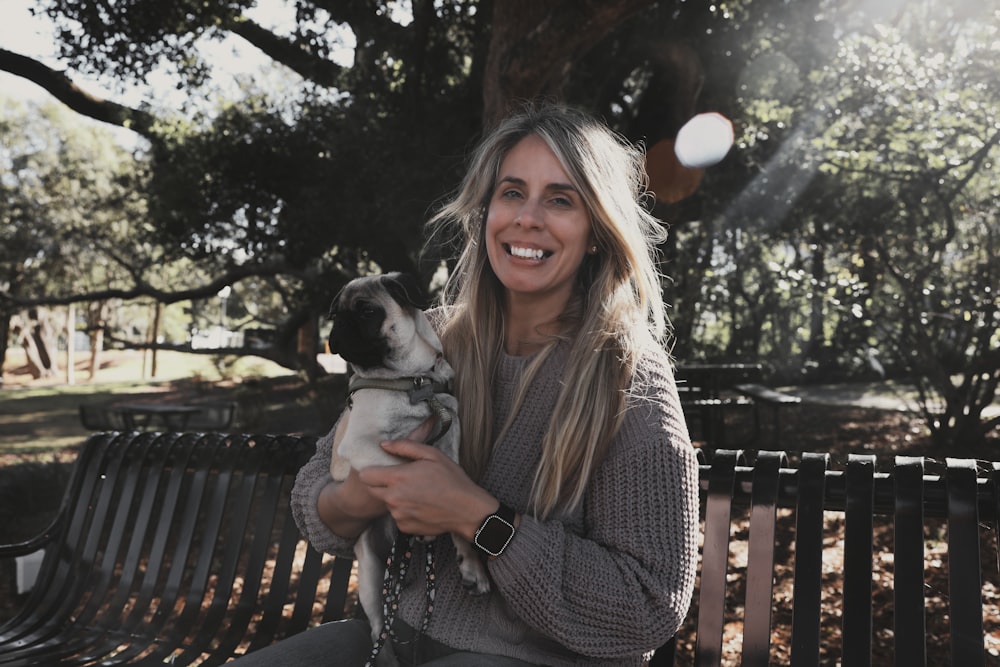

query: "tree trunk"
xmin=482 ymin=0 xmax=656 ymax=127
xmin=806 ymin=247 xmax=826 ymax=361
xmin=297 ymin=315 xmax=320 ymax=383
xmin=0 ymin=310 xmax=10 ymax=386
xmin=18 ymin=309 xmax=60 ymax=379
xmin=66 ymin=303 xmax=76 ymax=385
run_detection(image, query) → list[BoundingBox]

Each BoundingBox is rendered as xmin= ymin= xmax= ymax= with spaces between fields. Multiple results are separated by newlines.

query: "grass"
xmin=0 ymin=348 xmax=345 ymax=461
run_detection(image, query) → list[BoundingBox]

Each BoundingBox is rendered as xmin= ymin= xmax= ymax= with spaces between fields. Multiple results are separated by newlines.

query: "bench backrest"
xmin=185 ymin=402 xmax=238 ymax=430
xmin=78 ymin=404 xmax=130 ymax=431
xmin=3 ymin=434 xmax=997 ymax=665
xmin=653 ymin=449 xmax=999 ymax=666
xmin=0 ymin=432 xmax=352 ymax=666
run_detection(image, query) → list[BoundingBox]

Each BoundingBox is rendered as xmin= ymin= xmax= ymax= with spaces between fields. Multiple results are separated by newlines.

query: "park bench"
xmin=676 ymin=364 xmax=801 ymax=448
xmin=77 ymin=404 xmax=131 ymax=431
xmin=1 ymin=433 xmax=997 ymax=665
xmin=78 ymin=402 xmax=238 ymax=432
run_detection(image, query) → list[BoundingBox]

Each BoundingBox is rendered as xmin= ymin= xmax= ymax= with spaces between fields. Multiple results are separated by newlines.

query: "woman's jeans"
xmin=225 ymin=618 xmax=537 ymax=666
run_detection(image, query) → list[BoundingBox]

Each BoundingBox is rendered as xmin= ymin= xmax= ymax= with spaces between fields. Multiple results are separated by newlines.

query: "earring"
xmin=589 ymin=245 xmax=598 ymax=254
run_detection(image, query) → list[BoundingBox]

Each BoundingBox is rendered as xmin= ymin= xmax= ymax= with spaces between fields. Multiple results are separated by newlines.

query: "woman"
xmin=239 ymin=104 xmax=699 ymax=666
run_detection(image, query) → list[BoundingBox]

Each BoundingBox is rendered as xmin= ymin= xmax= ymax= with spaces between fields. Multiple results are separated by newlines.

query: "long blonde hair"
xmin=427 ymin=104 xmax=669 ymax=518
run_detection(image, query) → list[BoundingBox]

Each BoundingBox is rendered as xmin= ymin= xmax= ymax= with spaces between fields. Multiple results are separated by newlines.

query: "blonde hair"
xmin=428 ymin=104 xmax=669 ymax=518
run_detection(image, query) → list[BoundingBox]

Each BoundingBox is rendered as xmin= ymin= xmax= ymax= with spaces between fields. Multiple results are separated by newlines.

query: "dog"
xmin=327 ymin=272 xmax=489 ymax=666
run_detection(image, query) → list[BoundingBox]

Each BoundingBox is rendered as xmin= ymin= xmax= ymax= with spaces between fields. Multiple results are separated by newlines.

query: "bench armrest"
xmin=0 ymin=512 xmax=65 ymax=558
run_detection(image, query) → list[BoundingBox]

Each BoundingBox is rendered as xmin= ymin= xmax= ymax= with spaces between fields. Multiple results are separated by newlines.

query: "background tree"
xmin=0 ymin=0 xmax=997 ymax=445
xmin=0 ymin=99 xmax=157 ymax=377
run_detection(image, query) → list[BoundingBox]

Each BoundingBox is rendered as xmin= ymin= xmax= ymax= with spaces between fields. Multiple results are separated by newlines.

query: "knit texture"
xmin=291 ymin=339 xmax=699 ymax=666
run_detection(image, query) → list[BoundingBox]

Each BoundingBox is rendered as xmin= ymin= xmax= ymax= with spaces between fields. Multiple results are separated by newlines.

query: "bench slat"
xmin=789 ymin=452 xmax=830 ymax=667
xmin=742 ymin=450 xmax=786 ymax=666
xmin=694 ymin=449 xmax=743 ymax=667
xmin=843 ymin=454 xmax=875 ymax=666
xmin=892 ymin=456 xmax=927 ymax=667
xmin=946 ymin=458 xmax=986 ymax=667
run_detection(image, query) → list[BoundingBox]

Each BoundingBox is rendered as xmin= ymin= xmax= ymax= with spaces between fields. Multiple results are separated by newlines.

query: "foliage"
xmin=0 ymin=100 xmax=161 ymax=374
xmin=602 ymin=0 xmax=1000 ymax=446
xmin=0 ymin=0 xmax=997 ymax=445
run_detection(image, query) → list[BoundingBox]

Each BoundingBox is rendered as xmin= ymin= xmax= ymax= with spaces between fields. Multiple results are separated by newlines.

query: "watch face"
xmin=475 ymin=515 xmax=515 ymax=557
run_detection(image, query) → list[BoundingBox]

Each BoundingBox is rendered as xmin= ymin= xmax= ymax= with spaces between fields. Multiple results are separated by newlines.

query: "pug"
xmin=327 ymin=272 xmax=489 ymax=666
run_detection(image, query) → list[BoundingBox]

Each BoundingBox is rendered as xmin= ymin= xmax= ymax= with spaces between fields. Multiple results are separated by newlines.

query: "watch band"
xmin=473 ymin=502 xmax=517 ymax=558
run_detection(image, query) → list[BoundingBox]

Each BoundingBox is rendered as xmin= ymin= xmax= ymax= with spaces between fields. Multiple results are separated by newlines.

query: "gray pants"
xmin=226 ymin=618 xmax=538 ymax=666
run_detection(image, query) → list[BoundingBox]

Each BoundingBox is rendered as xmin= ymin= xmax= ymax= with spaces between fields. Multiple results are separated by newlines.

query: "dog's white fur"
xmin=328 ymin=277 xmax=489 ymax=666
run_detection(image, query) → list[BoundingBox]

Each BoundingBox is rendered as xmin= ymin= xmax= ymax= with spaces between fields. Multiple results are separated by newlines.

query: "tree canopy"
xmin=1 ymin=0 xmax=997 ymax=445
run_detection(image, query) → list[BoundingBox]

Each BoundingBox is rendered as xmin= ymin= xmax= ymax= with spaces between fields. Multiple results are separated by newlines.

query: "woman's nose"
xmin=514 ymin=200 xmax=543 ymax=228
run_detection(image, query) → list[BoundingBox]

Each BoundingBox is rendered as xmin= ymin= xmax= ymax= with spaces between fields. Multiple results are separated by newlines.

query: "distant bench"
xmin=1 ymin=434 xmax=996 ymax=665
xmin=676 ymin=363 xmax=801 ymax=447
xmin=79 ymin=401 xmax=237 ymax=432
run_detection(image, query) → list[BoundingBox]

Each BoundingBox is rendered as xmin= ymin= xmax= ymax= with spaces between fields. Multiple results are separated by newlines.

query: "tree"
xmin=647 ymin=1 xmax=1000 ymax=445
xmin=0 ymin=98 xmax=162 ymax=376
xmin=0 ymin=0 xmax=662 ymax=378
xmin=1 ymin=0 xmax=997 ymax=446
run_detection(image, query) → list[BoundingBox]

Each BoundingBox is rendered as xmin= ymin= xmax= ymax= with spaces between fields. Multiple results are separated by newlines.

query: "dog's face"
xmin=328 ymin=272 xmax=439 ymax=372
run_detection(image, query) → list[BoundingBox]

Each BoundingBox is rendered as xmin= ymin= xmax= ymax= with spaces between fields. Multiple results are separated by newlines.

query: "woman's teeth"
xmin=508 ymin=245 xmax=548 ymax=260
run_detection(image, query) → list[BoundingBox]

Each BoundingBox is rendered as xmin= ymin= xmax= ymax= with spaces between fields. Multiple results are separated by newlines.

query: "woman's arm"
xmin=486 ymin=357 xmax=700 ymax=658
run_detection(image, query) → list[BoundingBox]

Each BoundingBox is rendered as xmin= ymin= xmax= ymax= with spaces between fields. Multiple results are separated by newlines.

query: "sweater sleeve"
xmin=487 ymin=353 xmax=699 ymax=659
xmin=290 ymin=421 xmax=359 ymax=558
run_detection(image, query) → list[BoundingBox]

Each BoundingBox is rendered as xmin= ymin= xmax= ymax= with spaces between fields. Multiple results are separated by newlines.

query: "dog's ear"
xmin=381 ymin=272 xmax=427 ymax=310
xmin=328 ymin=280 xmax=349 ymax=317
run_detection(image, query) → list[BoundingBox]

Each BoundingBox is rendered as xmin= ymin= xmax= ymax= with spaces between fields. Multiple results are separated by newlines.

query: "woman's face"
xmin=485 ymin=134 xmax=594 ymax=312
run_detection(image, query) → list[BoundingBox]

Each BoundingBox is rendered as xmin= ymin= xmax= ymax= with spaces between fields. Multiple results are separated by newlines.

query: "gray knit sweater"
xmin=291 ymin=339 xmax=699 ymax=666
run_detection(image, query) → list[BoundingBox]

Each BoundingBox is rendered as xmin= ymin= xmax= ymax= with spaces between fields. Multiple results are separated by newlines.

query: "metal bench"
xmin=78 ymin=404 xmax=130 ymax=431
xmin=184 ymin=402 xmax=237 ymax=431
xmin=0 ymin=432 xmax=352 ymax=666
xmin=653 ymin=449 xmax=999 ymax=666
xmin=676 ymin=364 xmax=800 ymax=448
xmin=1 ymin=434 xmax=996 ymax=665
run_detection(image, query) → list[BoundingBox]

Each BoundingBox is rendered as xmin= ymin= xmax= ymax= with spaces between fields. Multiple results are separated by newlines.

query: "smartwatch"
xmin=473 ymin=502 xmax=517 ymax=557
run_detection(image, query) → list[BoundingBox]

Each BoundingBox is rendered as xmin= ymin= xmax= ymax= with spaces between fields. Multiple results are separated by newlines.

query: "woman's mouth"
xmin=505 ymin=244 xmax=553 ymax=260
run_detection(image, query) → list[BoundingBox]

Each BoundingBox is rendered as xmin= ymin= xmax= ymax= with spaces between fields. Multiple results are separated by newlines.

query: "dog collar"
xmin=347 ymin=375 xmax=455 ymax=444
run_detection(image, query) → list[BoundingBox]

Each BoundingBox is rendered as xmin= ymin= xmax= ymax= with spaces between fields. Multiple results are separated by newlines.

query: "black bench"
xmin=78 ymin=404 xmax=131 ymax=431
xmin=0 ymin=432 xmax=353 ymax=666
xmin=1 ymin=434 xmax=997 ymax=665
xmin=79 ymin=403 xmax=238 ymax=432
xmin=676 ymin=364 xmax=801 ymax=448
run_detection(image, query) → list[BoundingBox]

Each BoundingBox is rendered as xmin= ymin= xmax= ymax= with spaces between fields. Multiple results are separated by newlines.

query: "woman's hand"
xmin=358 ymin=438 xmax=499 ymax=541
xmin=315 ymin=414 xmax=438 ymax=539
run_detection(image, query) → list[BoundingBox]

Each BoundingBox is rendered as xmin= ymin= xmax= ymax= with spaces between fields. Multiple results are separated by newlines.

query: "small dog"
xmin=327 ymin=272 xmax=489 ymax=666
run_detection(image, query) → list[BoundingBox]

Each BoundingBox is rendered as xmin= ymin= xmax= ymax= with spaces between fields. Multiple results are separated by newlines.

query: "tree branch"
xmin=0 ymin=262 xmax=304 ymax=309
xmin=0 ymin=48 xmax=158 ymax=138
xmin=223 ymin=16 xmax=345 ymax=88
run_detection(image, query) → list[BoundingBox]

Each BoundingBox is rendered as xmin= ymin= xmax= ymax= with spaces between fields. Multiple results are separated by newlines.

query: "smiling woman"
xmin=234 ymin=104 xmax=700 ymax=667
xmin=484 ymin=134 xmax=596 ymax=342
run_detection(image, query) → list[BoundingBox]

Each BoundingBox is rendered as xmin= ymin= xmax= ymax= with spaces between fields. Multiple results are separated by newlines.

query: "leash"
xmin=347 ymin=375 xmax=454 ymax=444
xmin=363 ymin=533 xmax=437 ymax=667
xmin=348 ymin=373 xmax=452 ymax=665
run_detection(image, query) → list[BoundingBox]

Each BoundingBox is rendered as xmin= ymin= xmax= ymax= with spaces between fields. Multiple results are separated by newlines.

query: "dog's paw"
xmin=456 ymin=550 xmax=491 ymax=596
